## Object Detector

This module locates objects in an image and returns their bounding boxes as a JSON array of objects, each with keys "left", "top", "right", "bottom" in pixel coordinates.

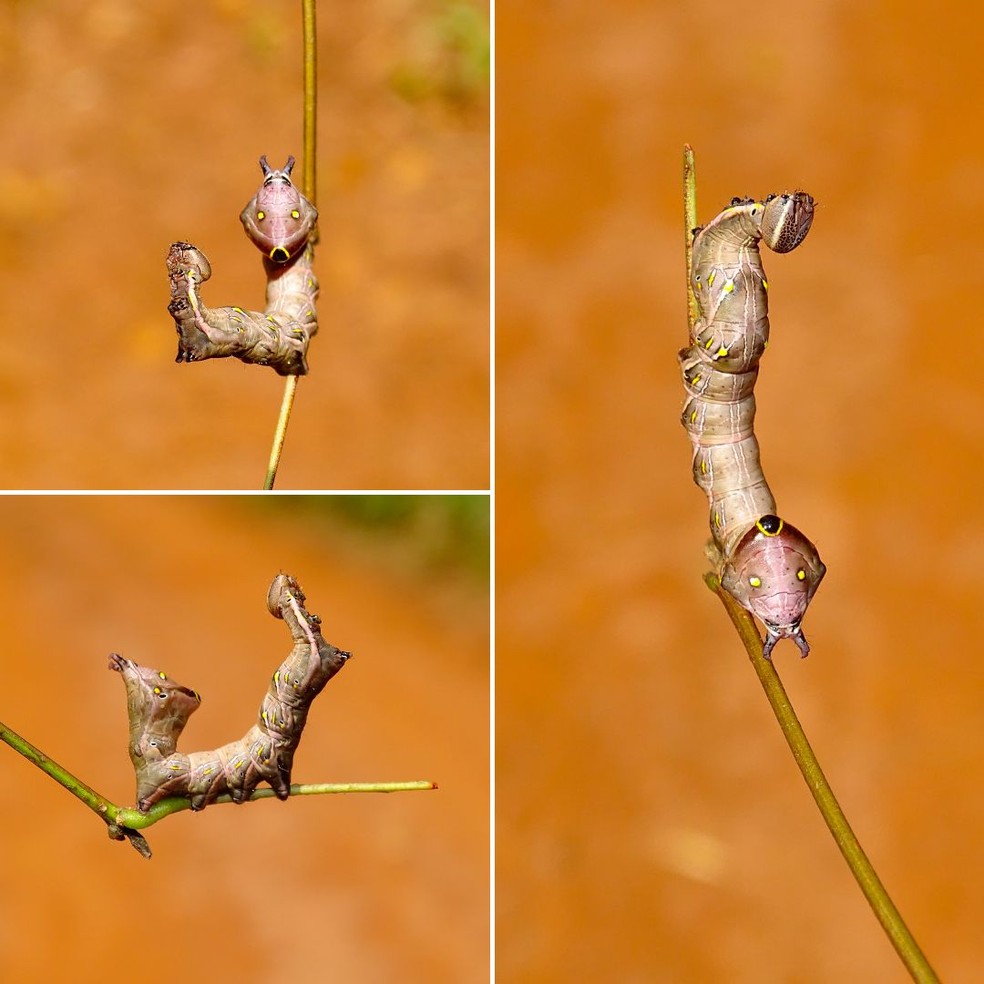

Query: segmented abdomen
[{"left": 680, "top": 194, "right": 825, "bottom": 657}]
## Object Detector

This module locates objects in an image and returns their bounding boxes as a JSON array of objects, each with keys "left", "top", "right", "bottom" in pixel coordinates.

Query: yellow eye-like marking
[
  {"left": 158, "top": 671, "right": 167, "bottom": 680},
  {"left": 756, "top": 516, "right": 784, "bottom": 536},
  {"left": 291, "top": 209, "right": 300, "bottom": 219},
  {"left": 723, "top": 278, "right": 735, "bottom": 294},
  {"left": 716, "top": 345, "right": 729, "bottom": 357},
  {"left": 257, "top": 210, "right": 265, "bottom": 220},
  {"left": 796, "top": 569, "right": 806, "bottom": 581},
  {"left": 749, "top": 576, "right": 762, "bottom": 588}
]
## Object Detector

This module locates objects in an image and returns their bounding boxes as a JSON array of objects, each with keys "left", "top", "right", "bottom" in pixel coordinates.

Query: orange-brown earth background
[
  {"left": 498, "top": 1, "right": 983, "bottom": 981},
  {"left": 0, "top": 1, "right": 489, "bottom": 490},
  {"left": 0, "top": 495, "right": 488, "bottom": 981}
]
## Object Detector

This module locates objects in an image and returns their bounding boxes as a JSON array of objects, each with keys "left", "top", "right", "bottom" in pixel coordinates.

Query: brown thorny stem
[
  {"left": 683, "top": 146, "right": 938, "bottom": 983},
  {"left": 0, "top": 574, "right": 435, "bottom": 859},
  {"left": 263, "top": 0, "right": 319, "bottom": 490}
]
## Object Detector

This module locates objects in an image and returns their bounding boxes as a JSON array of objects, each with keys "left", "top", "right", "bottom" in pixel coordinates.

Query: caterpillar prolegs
[
  {"left": 167, "top": 156, "right": 319, "bottom": 376},
  {"left": 680, "top": 193, "right": 826, "bottom": 658},
  {"left": 109, "top": 573, "right": 350, "bottom": 812}
]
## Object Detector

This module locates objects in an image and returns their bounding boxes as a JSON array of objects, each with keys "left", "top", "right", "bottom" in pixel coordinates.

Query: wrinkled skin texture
[
  {"left": 680, "top": 194, "right": 825, "bottom": 657},
  {"left": 168, "top": 157, "right": 319, "bottom": 376},
  {"left": 109, "top": 573, "right": 351, "bottom": 812}
]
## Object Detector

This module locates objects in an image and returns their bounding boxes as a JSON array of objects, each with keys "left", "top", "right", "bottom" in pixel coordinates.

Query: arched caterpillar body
[
  {"left": 167, "top": 156, "right": 319, "bottom": 377},
  {"left": 109, "top": 573, "right": 350, "bottom": 812},
  {"left": 680, "top": 193, "right": 826, "bottom": 658}
]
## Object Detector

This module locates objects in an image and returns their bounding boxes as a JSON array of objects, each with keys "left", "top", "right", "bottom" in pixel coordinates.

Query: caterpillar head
[
  {"left": 720, "top": 515, "right": 826, "bottom": 658},
  {"left": 760, "top": 192, "right": 814, "bottom": 253},
  {"left": 109, "top": 654, "right": 201, "bottom": 765},
  {"left": 240, "top": 155, "right": 318, "bottom": 264}
]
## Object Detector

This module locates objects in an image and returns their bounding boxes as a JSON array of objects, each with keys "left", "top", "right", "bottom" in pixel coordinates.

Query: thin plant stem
[
  {"left": 684, "top": 144, "right": 938, "bottom": 983},
  {"left": 264, "top": 374, "right": 299, "bottom": 489},
  {"left": 702, "top": 575, "right": 939, "bottom": 983},
  {"left": 264, "top": 0, "right": 318, "bottom": 490},
  {"left": 683, "top": 143, "right": 698, "bottom": 333},
  {"left": 0, "top": 716, "right": 435, "bottom": 859}
]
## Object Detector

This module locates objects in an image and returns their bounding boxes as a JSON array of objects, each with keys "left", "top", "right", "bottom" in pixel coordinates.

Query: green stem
[
  {"left": 263, "top": 0, "right": 318, "bottom": 490},
  {"left": 683, "top": 143, "right": 698, "bottom": 333},
  {"left": 0, "top": 718, "right": 436, "bottom": 860},
  {"left": 702, "top": 574, "right": 939, "bottom": 982},
  {"left": 116, "top": 780, "right": 437, "bottom": 829},
  {"left": 263, "top": 374, "right": 299, "bottom": 489}
]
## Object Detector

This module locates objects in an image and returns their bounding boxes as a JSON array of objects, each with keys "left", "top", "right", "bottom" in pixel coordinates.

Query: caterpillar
[
  {"left": 167, "top": 156, "right": 319, "bottom": 377},
  {"left": 109, "top": 573, "right": 351, "bottom": 812},
  {"left": 680, "top": 192, "right": 826, "bottom": 658}
]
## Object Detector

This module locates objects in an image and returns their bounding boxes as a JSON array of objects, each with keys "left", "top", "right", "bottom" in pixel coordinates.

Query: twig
[
  {"left": 263, "top": 0, "right": 319, "bottom": 490},
  {"left": 264, "top": 375, "right": 299, "bottom": 489},
  {"left": 683, "top": 143, "right": 698, "bottom": 333},
  {"left": 0, "top": 718, "right": 435, "bottom": 860},
  {"left": 702, "top": 574, "right": 939, "bottom": 982}
]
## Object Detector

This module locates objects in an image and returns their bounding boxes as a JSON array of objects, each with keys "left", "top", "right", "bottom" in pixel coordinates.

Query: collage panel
[
  {"left": 0, "top": 2, "right": 489, "bottom": 490},
  {"left": 496, "top": 1, "right": 976, "bottom": 982},
  {"left": 0, "top": 494, "right": 489, "bottom": 980}
]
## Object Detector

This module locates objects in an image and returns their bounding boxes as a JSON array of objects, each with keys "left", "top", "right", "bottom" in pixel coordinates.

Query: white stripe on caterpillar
[
  {"left": 109, "top": 573, "right": 350, "bottom": 812},
  {"left": 680, "top": 193, "right": 825, "bottom": 658},
  {"left": 168, "top": 157, "right": 319, "bottom": 376}
]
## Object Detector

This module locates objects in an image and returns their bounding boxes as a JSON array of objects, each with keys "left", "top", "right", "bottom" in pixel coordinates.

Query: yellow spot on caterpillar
[
  {"left": 704, "top": 337, "right": 714, "bottom": 350},
  {"left": 797, "top": 569, "right": 806, "bottom": 581},
  {"left": 233, "top": 307, "right": 245, "bottom": 314},
  {"left": 691, "top": 373, "right": 701, "bottom": 385},
  {"left": 153, "top": 687, "right": 161, "bottom": 695},
  {"left": 699, "top": 459, "right": 707, "bottom": 475},
  {"left": 749, "top": 576, "right": 762, "bottom": 588},
  {"left": 713, "top": 512, "right": 722, "bottom": 528},
  {"left": 716, "top": 346, "right": 729, "bottom": 357},
  {"left": 262, "top": 711, "right": 268, "bottom": 723},
  {"left": 158, "top": 672, "right": 166, "bottom": 680},
  {"left": 267, "top": 315, "right": 277, "bottom": 323},
  {"left": 204, "top": 766, "right": 213, "bottom": 775},
  {"left": 234, "top": 760, "right": 244, "bottom": 769},
  {"left": 291, "top": 209, "right": 300, "bottom": 219},
  {"left": 169, "top": 763, "right": 182, "bottom": 771},
  {"left": 689, "top": 409, "right": 697, "bottom": 424},
  {"left": 257, "top": 211, "right": 265, "bottom": 220},
  {"left": 707, "top": 271, "right": 716, "bottom": 287},
  {"left": 723, "top": 279, "right": 735, "bottom": 294},
  {"left": 762, "top": 279, "right": 769, "bottom": 290}
]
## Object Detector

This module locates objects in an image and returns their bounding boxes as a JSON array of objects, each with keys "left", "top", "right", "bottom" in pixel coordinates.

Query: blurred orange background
[
  {"left": 497, "top": 1, "right": 983, "bottom": 980},
  {"left": 0, "top": 1, "right": 489, "bottom": 489},
  {"left": 0, "top": 495, "right": 488, "bottom": 981}
]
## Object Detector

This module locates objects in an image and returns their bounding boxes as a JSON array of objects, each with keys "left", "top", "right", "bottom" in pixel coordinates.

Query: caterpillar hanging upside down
[
  {"left": 109, "top": 573, "right": 350, "bottom": 812},
  {"left": 167, "top": 156, "right": 319, "bottom": 376},
  {"left": 679, "top": 193, "right": 826, "bottom": 658}
]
